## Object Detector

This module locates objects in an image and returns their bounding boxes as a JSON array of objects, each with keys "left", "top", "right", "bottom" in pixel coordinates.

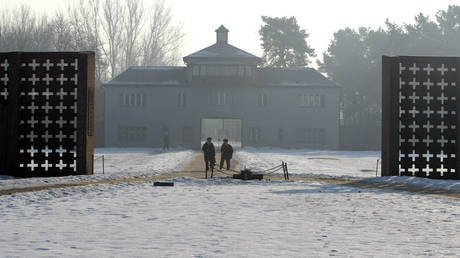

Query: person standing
[
  {"left": 219, "top": 139, "right": 233, "bottom": 170},
  {"left": 163, "top": 133, "right": 169, "bottom": 151},
  {"left": 202, "top": 137, "right": 216, "bottom": 178}
]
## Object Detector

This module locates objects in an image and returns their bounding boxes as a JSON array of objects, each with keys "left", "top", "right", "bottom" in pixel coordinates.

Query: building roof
[
  {"left": 105, "top": 66, "right": 186, "bottom": 86},
  {"left": 257, "top": 67, "right": 338, "bottom": 87},
  {"left": 183, "top": 43, "right": 260, "bottom": 64}
]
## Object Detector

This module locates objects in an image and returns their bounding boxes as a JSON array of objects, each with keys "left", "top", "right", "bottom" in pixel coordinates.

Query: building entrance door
[{"left": 201, "top": 118, "right": 242, "bottom": 149}]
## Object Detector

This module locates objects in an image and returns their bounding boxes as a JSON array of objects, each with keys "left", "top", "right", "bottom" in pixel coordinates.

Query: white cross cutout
[
  {"left": 42, "top": 131, "right": 52, "bottom": 142},
  {"left": 409, "top": 63, "right": 420, "bottom": 75},
  {"left": 27, "top": 160, "right": 38, "bottom": 171},
  {"left": 1, "top": 59, "right": 9, "bottom": 71},
  {"left": 399, "top": 78, "right": 406, "bottom": 89},
  {"left": 70, "top": 88, "right": 77, "bottom": 100},
  {"left": 57, "top": 59, "right": 68, "bottom": 71},
  {"left": 28, "top": 88, "right": 39, "bottom": 100},
  {"left": 437, "top": 92, "right": 447, "bottom": 105},
  {"left": 437, "top": 64, "right": 448, "bottom": 76},
  {"left": 28, "top": 59, "right": 40, "bottom": 71},
  {"left": 27, "top": 102, "right": 39, "bottom": 114},
  {"left": 69, "top": 160, "right": 76, "bottom": 172},
  {"left": 56, "top": 146, "right": 67, "bottom": 157},
  {"left": 56, "top": 102, "right": 67, "bottom": 114},
  {"left": 437, "top": 121, "right": 448, "bottom": 133},
  {"left": 69, "top": 131, "right": 77, "bottom": 142},
  {"left": 423, "top": 121, "right": 433, "bottom": 132},
  {"left": 423, "top": 64, "right": 434, "bottom": 75},
  {"left": 42, "top": 116, "right": 52, "bottom": 128},
  {"left": 408, "top": 106, "right": 419, "bottom": 118},
  {"left": 70, "top": 102, "right": 77, "bottom": 113},
  {"left": 1, "top": 74, "right": 8, "bottom": 86},
  {"left": 408, "top": 121, "right": 420, "bottom": 133},
  {"left": 423, "top": 93, "right": 434, "bottom": 105},
  {"left": 439, "top": 164, "right": 448, "bottom": 174},
  {"left": 422, "top": 164, "right": 433, "bottom": 174},
  {"left": 42, "top": 74, "right": 54, "bottom": 85},
  {"left": 57, "top": 74, "right": 68, "bottom": 85},
  {"left": 42, "top": 88, "right": 53, "bottom": 100},
  {"left": 437, "top": 78, "right": 448, "bottom": 90},
  {"left": 41, "top": 102, "right": 53, "bottom": 114},
  {"left": 437, "top": 106, "right": 448, "bottom": 119},
  {"left": 408, "top": 135, "right": 419, "bottom": 147},
  {"left": 408, "top": 92, "right": 420, "bottom": 104},
  {"left": 422, "top": 106, "right": 434, "bottom": 118},
  {"left": 56, "top": 116, "right": 67, "bottom": 128},
  {"left": 0, "top": 88, "right": 7, "bottom": 100},
  {"left": 437, "top": 150, "right": 447, "bottom": 162},
  {"left": 408, "top": 164, "right": 418, "bottom": 174},
  {"left": 41, "top": 160, "right": 52, "bottom": 171},
  {"left": 56, "top": 130, "right": 67, "bottom": 142},
  {"left": 27, "top": 146, "right": 38, "bottom": 157},
  {"left": 399, "top": 94, "right": 406, "bottom": 104},
  {"left": 57, "top": 88, "right": 68, "bottom": 100},
  {"left": 56, "top": 159, "right": 66, "bottom": 170},
  {"left": 42, "top": 59, "right": 54, "bottom": 71},
  {"left": 409, "top": 78, "right": 420, "bottom": 90},
  {"left": 70, "top": 74, "right": 78, "bottom": 85},
  {"left": 27, "top": 116, "right": 38, "bottom": 128},
  {"left": 399, "top": 121, "right": 406, "bottom": 131},
  {"left": 408, "top": 150, "right": 419, "bottom": 162},
  {"left": 70, "top": 58, "right": 78, "bottom": 71},
  {"left": 399, "top": 63, "right": 406, "bottom": 73},
  {"left": 436, "top": 135, "right": 448, "bottom": 148},
  {"left": 423, "top": 151, "right": 434, "bottom": 161},
  {"left": 42, "top": 146, "right": 52, "bottom": 157},
  {"left": 70, "top": 117, "right": 77, "bottom": 128},
  {"left": 28, "top": 74, "right": 40, "bottom": 86},
  {"left": 423, "top": 78, "right": 434, "bottom": 90},
  {"left": 26, "top": 131, "right": 38, "bottom": 142},
  {"left": 422, "top": 135, "right": 433, "bottom": 147}
]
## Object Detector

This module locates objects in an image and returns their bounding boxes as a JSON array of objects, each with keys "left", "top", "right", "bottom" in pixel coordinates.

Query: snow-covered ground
[
  {"left": 0, "top": 148, "right": 194, "bottom": 190},
  {"left": 1, "top": 178, "right": 459, "bottom": 257},
  {"left": 236, "top": 147, "right": 380, "bottom": 178}
]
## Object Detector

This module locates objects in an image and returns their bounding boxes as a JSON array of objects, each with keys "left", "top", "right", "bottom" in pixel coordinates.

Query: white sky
[{"left": 1, "top": 0, "right": 459, "bottom": 65}]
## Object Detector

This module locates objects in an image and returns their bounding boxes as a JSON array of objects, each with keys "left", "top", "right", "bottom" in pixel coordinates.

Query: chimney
[{"left": 216, "top": 25, "right": 229, "bottom": 44}]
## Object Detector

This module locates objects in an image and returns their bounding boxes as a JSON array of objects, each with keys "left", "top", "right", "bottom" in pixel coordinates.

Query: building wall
[{"left": 104, "top": 84, "right": 340, "bottom": 149}]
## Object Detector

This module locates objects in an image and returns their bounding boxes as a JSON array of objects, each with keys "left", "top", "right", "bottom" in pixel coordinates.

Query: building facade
[{"left": 104, "top": 26, "right": 341, "bottom": 149}]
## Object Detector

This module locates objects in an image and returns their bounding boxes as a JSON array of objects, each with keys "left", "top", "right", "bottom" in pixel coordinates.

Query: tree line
[
  {"left": 0, "top": 0, "right": 184, "bottom": 82},
  {"left": 259, "top": 5, "right": 460, "bottom": 149}
]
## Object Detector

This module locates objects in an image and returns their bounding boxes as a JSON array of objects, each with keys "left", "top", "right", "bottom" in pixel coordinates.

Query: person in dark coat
[
  {"left": 219, "top": 139, "right": 233, "bottom": 170},
  {"left": 202, "top": 137, "right": 216, "bottom": 178}
]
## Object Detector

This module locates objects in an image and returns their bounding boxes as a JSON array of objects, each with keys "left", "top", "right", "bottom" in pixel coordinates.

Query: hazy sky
[{"left": 1, "top": 0, "right": 459, "bottom": 65}]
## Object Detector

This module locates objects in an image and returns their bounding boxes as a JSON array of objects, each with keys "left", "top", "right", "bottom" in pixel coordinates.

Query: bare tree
[
  {"left": 122, "top": 0, "right": 145, "bottom": 69},
  {"left": 101, "top": 0, "right": 125, "bottom": 79}
]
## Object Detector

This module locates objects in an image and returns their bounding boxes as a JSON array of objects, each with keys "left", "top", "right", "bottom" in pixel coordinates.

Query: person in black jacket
[
  {"left": 202, "top": 137, "right": 216, "bottom": 178},
  {"left": 219, "top": 139, "right": 233, "bottom": 170}
]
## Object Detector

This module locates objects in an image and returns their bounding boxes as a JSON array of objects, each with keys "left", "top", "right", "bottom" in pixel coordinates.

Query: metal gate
[
  {"left": 201, "top": 118, "right": 242, "bottom": 149},
  {"left": 382, "top": 56, "right": 459, "bottom": 179},
  {"left": 0, "top": 52, "right": 94, "bottom": 177}
]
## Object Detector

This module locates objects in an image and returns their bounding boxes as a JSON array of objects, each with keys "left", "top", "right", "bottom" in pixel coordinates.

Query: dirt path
[{"left": 0, "top": 155, "right": 459, "bottom": 199}]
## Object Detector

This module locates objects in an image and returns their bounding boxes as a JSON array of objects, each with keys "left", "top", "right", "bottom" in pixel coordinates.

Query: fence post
[
  {"left": 102, "top": 155, "right": 105, "bottom": 175},
  {"left": 285, "top": 162, "right": 289, "bottom": 180}
]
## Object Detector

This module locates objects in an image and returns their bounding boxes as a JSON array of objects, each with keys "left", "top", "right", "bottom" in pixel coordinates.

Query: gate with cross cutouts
[
  {"left": 382, "top": 56, "right": 460, "bottom": 179},
  {"left": 0, "top": 52, "right": 94, "bottom": 177}
]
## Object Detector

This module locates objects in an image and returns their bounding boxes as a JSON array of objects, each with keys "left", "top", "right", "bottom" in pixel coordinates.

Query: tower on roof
[{"left": 216, "top": 25, "right": 229, "bottom": 44}]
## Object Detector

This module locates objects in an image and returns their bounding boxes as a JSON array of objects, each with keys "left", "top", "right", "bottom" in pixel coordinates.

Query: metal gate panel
[
  {"left": 0, "top": 52, "right": 94, "bottom": 177},
  {"left": 382, "top": 56, "right": 460, "bottom": 179}
]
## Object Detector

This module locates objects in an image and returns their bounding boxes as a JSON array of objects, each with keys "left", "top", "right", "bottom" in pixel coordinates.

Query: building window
[
  {"left": 298, "top": 94, "right": 325, "bottom": 107},
  {"left": 217, "top": 92, "right": 227, "bottom": 105},
  {"left": 118, "top": 126, "right": 147, "bottom": 142},
  {"left": 249, "top": 127, "right": 261, "bottom": 144},
  {"left": 258, "top": 93, "right": 268, "bottom": 106},
  {"left": 200, "top": 65, "right": 206, "bottom": 76},
  {"left": 178, "top": 92, "right": 186, "bottom": 107},
  {"left": 297, "top": 128, "right": 326, "bottom": 145},
  {"left": 245, "top": 65, "right": 252, "bottom": 76},
  {"left": 120, "top": 92, "right": 145, "bottom": 107},
  {"left": 193, "top": 65, "right": 199, "bottom": 76}
]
